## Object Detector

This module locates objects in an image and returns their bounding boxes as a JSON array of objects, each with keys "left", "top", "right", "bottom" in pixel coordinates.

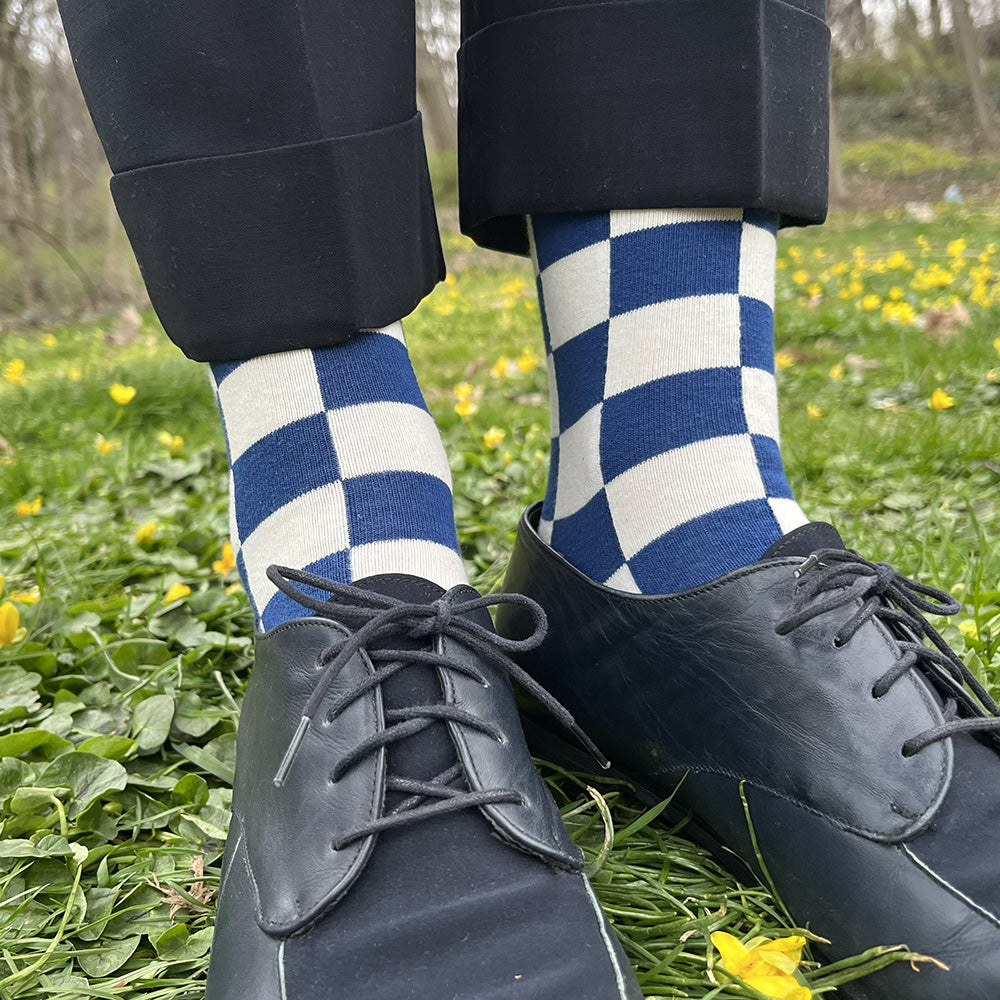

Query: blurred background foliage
[{"left": 1, "top": 0, "right": 1000, "bottom": 326}]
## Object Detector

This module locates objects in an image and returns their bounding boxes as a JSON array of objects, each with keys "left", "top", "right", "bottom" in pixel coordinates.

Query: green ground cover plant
[{"left": 0, "top": 203, "right": 997, "bottom": 998}]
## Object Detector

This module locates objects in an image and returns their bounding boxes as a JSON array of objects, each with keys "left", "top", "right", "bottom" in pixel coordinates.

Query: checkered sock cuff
[
  {"left": 530, "top": 208, "right": 807, "bottom": 594},
  {"left": 210, "top": 324, "right": 465, "bottom": 628}
]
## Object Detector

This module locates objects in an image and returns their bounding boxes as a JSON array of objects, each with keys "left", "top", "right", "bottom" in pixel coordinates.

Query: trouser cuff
[
  {"left": 458, "top": 0, "right": 830, "bottom": 256},
  {"left": 110, "top": 113, "right": 444, "bottom": 361}
]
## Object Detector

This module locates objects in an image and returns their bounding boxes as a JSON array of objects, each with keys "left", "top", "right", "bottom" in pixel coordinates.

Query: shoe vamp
[
  {"left": 282, "top": 809, "right": 634, "bottom": 1000},
  {"left": 904, "top": 731, "right": 1000, "bottom": 928},
  {"left": 511, "top": 559, "right": 951, "bottom": 840},
  {"left": 678, "top": 770, "right": 1000, "bottom": 1000}
]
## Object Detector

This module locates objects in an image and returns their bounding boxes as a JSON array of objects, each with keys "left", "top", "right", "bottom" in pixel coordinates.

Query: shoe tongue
[
  {"left": 352, "top": 573, "right": 447, "bottom": 604},
  {"left": 759, "top": 522, "right": 846, "bottom": 560},
  {"left": 349, "top": 573, "right": 471, "bottom": 808}
]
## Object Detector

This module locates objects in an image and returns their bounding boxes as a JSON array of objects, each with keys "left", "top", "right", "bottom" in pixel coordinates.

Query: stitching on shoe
[
  {"left": 903, "top": 844, "right": 1000, "bottom": 930},
  {"left": 438, "top": 634, "right": 579, "bottom": 870},
  {"left": 582, "top": 875, "right": 630, "bottom": 1000},
  {"left": 663, "top": 763, "right": 937, "bottom": 842}
]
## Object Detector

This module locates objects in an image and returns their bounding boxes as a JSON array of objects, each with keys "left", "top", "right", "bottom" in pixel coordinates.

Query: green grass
[{"left": 0, "top": 203, "right": 998, "bottom": 998}]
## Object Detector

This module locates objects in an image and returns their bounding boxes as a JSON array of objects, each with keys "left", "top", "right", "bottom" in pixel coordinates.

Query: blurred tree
[
  {"left": 416, "top": 0, "right": 458, "bottom": 151},
  {"left": 951, "top": 0, "right": 1000, "bottom": 143}
]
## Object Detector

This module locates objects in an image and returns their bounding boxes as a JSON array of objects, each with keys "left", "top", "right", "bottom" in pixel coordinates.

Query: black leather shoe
[
  {"left": 206, "top": 566, "right": 640, "bottom": 1000},
  {"left": 496, "top": 504, "right": 1000, "bottom": 1000}
]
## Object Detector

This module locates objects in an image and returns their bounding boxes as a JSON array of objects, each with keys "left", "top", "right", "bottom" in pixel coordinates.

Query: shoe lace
[
  {"left": 265, "top": 566, "right": 608, "bottom": 849},
  {"left": 774, "top": 549, "right": 1000, "bottom": 758}
]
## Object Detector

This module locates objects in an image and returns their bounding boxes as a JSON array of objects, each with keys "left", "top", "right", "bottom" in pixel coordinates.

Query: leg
[
  {"left": 56, "top": 3, "right": 642, "bottom": 997},
  {"left": 459, "top": 3, "right": 1000, "bottom": 996}
]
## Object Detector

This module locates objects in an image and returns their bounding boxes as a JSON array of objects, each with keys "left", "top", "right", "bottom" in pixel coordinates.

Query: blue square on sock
[
  {"left": 551, "top": 321, "right": 609, "bottom": 432},
  {"left": 609, "top": 221, "right": 742, "bottom": 315},
  {"left": 549, "top": 490, "right": 628, "bottom": 584},
  {"left": 231, "top": 413, "right": 340, "bottom": 539},
  {"left": 313, "top": 335, "right": 427, "bottom": 412},
  {"left": 342, "top": 471, "right": 458, "bottom": 549},
  {"left": 751, "top": 434, "right": 794, "bottom": 498},
  {"left": 532, "top": 212, "right": 611, "bottom": 272},
  {"left": 540, "top": 436, "right": 559, "bottom": 525},
  {"left": 259, "top": 549, "right": 351, "bottom": 630},
  {"left": 627, "top": 500, "right": 781, "bottom": 593},
  {"left": 600, "top": 369, "right": 747, "bottom": 481},
  {"left": 742, "top": 209, "right": 778, "bottom": 235},
  {"left": 210, "top": 359, "right": 245, "bottom": 386},
  {"left": 739, "top": 298, "right": 776, "bottom": 371}
]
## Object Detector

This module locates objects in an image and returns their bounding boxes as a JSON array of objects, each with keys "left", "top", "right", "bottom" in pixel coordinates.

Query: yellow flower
[
  {"left": 109, "top": 383, "right": 136, "bottom": 405},
  {"left": 4, "top": 359, "right": 26, "bottom": 387},
  {"left": 213, "top": 541, "right": 237, "bottom": 575},
  {"left": 67, "top": 367, "right": 82, "bottom": 381},
  {"left": 711, "top": 932, "right": 812, "bottom": 1000},
  {"left": 829, "top": 363, "right": 845, "bottom": 380},
  {"left": 432, "top": 300, "right": 456, "bottom": 316},
  {"left": 792, "top": 270, "right": 809, "bottom": 286},
  {"left": 947, "top": 238, "right": 967, "bottom": 259},
  {"left": 444, "top": 272, "right": 457, "bottom": 286},
  {"left": 9, "top": 586, "right": 39, "bottom": 604},
  {"left": 806, "top": 402, "right": 822, "bottom": 420},
  {"left": 483, "top": 427, "right": 506, "bottom": 449},
  {"left": 928, "top": 388, "right": 955, "bottom": 410},
  {"left": 882, "top": 301, "right": 917, "bottom": 325},
  {"left": 959, "top": 620, "right": 979, "bottom": 641},
  {"left": 775, "top": 350, "right": 795, "bottom": 370},
  {"left": 454, "top": 398, "right": 478, "bottom": 418},
  {"left": 163, "top": 583, "right": 191, "bottom": 603},
  {"left": 157, "top": 430, "right": 184, "bottom": 455},
  {"left": 806, "top": 283, "right": 823, "bottom": 298},
  {"left": 889, "top": 287, "right": 904, "bottom": 301},
  {"left": 93, "top": 434, "right": 121, "bottom": 456},
  {"left": 916, "top": 234, "right": 930, "bottom": 251},
  {"left": 861, "top": 294, "right": 881, "bottom": 312},
  {"left": 43, "top": 333, "right": 57, "bottom": 347},
  {"left": 830, "top": 261, "right": 849, "bottom": 276},
  {"left": 0, "top": 602, "right": 26, "bottom": 647},
  {"left": 15, "top": 495, "right": 42, "bottom": 518},
  {"left": 787, "top": 246, "right": 802, "bottom": 261},
  {"left": 988, "top": 368, "right": 998, "bottom": 384},
  {"left": 812, "top": 247, "right": 826, "bottom": 260},
  {"left": 516, "top": 348, "right": 540, "bottom": 374},
  {"left": 847, "top": 280, "right": 864, "bottom": 297},
  {"left": 993, "top": 337, "right": 1000, "bottom": 359},
  {"left": 453, "top": 382, "right": 473, "bottom": 400},
  {"left": 499, "top": 279, "right": 528, "bottom": 297},
  {"left": 490, "top": 356, "right": 510, "bottom": 379},
  {"left": 135, "top": 522, "right": 156, "bottom": 546},
  {"left": 886, "top": 251, "right": 910, "bottom": 270}
]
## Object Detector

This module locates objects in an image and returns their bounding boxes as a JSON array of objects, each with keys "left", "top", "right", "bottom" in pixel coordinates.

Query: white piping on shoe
[
  {"left": 277, "top": 940, "right": 288, "bottom": 1000},
  {"left": 903, "top": 844, "right": 1000, "bottom": 930},
  {"left": 582, "top": 876, "right": 630, "bottom": 1000}
]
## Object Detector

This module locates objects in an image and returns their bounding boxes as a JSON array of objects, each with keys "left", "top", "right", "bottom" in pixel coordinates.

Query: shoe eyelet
[
  {"left": 495, "top": 732, "right": 508, "bottom": 746},
  {"left": 832, "top": 636, "right": 845, "bottom": 649},
  {"left": 480, "top": 678, "right": 491, "bottom": 689},
  {"left": 519, "top": 796, "right": 529, "bottom": 808}
]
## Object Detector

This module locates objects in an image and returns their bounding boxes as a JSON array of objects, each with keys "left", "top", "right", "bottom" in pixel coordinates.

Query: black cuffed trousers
[{"left": 57, "top": 0, "right": 830, "bottom": 362}]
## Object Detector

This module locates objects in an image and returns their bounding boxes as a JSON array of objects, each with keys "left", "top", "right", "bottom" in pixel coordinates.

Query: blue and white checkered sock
[
  {"left": 529, "top": 208, "right": 808, "bottom": 594},
  {"left": 209, "top": 323, "right": 466, "bottom": 629}
]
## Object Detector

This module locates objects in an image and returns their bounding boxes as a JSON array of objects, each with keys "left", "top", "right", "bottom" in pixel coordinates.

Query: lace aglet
[
  {"left": 273, "top": 716, "right": 311, "bottom": 787},
  {"left": 794, "top": 553, "right": 821, "bottom": 578},
  {"left": 576, "top": 729, "right": 611, "bottom": 771}
]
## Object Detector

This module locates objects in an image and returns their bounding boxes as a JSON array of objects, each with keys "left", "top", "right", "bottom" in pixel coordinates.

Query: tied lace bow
[
  {"left": 265, "top": 566, "right": 608, "bottom": 849},
  {"left": 775, "top": 549, "right": 1000, "bottom": 757}
]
